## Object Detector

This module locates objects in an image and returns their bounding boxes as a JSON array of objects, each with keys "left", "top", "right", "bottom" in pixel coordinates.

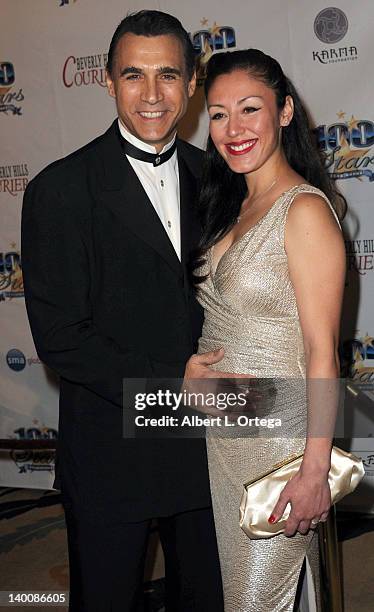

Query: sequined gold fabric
[{"left": 197, "top": 185, "right": 336, "bottom": 611}]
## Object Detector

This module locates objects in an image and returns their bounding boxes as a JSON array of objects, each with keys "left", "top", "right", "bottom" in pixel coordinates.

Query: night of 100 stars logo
[
  {"left": 314, "top": 111, "right": 374, "bottom": 181},
  {"left": 0, "top": 244, "right": 23, "bottom": 301},
  {"left": 0, "top": 62, "right": 24, "bottom": 115},
  {"left": 11, "top": 418, "right": 57, "bottom": 475},
  {"left": 342, "top": 332, "right": 374, "bottom": 384},
  {"left": 190, "top": 18, "right": 236, "bottom": 86}
]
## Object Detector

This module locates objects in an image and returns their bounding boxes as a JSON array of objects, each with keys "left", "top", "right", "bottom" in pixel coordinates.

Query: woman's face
[{"left": 207, "top": 69, "right": 292, "bottom": 175}]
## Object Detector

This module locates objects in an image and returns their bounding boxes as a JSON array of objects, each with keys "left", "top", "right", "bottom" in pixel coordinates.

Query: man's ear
[
  {"left": 280, "top": 95, "right": 294, "bottom": 127},
  {"left": 106, "top": 70, "right": 116, "bottom": 99},
  {"left": 188, "top": 71, "right": 197, "bottom": 98}
]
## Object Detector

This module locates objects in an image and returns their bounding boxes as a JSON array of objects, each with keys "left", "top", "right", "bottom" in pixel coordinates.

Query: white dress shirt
[{"left": 118, "top": 119, "right": 181, "bottom": 260}]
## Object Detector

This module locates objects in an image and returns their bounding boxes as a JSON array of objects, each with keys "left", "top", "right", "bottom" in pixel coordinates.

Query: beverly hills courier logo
[
  {"left": 62, "top": 52, "right": 108, "bottom": 88},
  {"left": 345, "top": 238, "right": 374, "bottom": 279},
  {"left": 312, "top": 8, "right": 357, "bottom": 65},
  {"left": 0, "top": 163, "right": 29, "bottom": 196}
]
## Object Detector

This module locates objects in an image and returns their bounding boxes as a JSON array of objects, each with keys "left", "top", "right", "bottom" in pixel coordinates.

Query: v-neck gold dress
[{"left": 196, "top": 185, "right": 338, "bottom": 611}]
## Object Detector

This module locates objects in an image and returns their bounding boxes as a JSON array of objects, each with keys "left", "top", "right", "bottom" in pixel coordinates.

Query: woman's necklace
[{"left": 237, "top": 176, "right": 279, "bottom": 223}]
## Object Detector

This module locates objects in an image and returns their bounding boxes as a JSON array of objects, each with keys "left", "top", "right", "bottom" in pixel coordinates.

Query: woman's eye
[
  {"left": 243, "top": 106, "right": 259, "bottom": 114},
  {"left": 210, "top": 112, "right": 225, "bottom": 120}
]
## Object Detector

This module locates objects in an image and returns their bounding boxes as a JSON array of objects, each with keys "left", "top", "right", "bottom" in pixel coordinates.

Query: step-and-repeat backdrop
[{"left": 1, "top": 0, "right": 373, "bottom": 510}]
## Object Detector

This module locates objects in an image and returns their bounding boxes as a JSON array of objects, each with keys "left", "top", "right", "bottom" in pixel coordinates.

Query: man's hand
[
  {"left": 184, "top": 348, "right": 251, "bottom": 380},
  {"left": 183, "top": 348, "right": 256, "bottom": 420}
]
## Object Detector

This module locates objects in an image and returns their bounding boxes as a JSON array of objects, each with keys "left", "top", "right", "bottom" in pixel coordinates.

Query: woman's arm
[{"left": 269, "top": 192, "right": 346, "bottom": 536}]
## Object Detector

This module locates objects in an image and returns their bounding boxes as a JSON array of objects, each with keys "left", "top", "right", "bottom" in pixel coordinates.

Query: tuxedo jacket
[{"left": 21, "top": 121, "right": 211, "bottom": 523}]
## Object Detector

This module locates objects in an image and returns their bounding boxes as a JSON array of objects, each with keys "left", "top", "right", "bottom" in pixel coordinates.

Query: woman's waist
[{"left": 198, "top": 326, "right": 305, "bottom": 377}]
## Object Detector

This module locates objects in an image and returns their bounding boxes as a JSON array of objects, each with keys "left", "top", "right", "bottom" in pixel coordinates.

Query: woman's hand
[{"left": 268, "top": 464, "right": 331, "bottom": 536}]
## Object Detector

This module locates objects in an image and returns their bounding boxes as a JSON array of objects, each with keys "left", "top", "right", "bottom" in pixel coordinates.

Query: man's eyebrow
[
  {"left": 119, "top": 66, "right": 182, "bottom": 78},
  {"left": 157, "top": 66, "right": 182, "bottom": 76},
  {"left": 119, "top": 66, "right": 143, "bottom": 77}
]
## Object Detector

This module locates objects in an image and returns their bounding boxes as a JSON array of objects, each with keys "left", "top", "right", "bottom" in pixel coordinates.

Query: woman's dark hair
[
  {"left": 106, "top": 10, "right": 195, "bottom": 80},
  {"left": 194, "top": 49, "right": 346, "bottom": 279}
]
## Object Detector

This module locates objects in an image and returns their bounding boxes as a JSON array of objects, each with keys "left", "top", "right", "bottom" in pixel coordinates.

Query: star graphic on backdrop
[
  {"left": 32, "top": 418, "right": 39, "bottom": 425},
  {"left": 348, "top": 115, "right": 360, "bottom": 130},
  {"left": 337, "top": 110, "right": 346, "bottom": 120},
  {"left": 361, "top": 333, "right": 374, "bottom": 349},
  {"left": 210, "top": 22, "right": 222, "bottom": 37},
  {"left": 353, "top": 347, "right": 363, "bottom": 365},
  {"left": 10, "top": 242, "right": 17, "bottom": 249},
  {"left": 200, "top": 17, "right": 209, "bottom": 27}
]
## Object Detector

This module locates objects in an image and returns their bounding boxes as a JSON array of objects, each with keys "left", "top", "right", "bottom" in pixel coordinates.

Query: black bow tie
[{"left": 117, "top": 125, "right": 177, "bottom": 166}]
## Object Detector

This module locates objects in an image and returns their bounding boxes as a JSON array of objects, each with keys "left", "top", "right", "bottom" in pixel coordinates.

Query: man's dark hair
[{"left": 106, "top": 10, "right": 195, "bottom": 80}]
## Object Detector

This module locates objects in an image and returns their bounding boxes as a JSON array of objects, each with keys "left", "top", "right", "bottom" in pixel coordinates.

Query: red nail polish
[{"left": 268, "top": 515, "right": 276, "bottom": 524}]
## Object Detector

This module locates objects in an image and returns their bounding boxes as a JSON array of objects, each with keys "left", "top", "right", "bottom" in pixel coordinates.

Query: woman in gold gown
[{"left": 184, "top": 50, "right": 346, "bottom": 610}]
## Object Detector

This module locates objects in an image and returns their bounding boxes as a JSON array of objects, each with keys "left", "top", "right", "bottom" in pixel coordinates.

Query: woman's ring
[{"left": 311, "top": 519, "right": 319, "bottom": 525}]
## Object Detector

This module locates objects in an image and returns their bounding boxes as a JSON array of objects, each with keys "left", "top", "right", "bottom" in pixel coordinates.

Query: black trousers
[{"left": 64, "top": 506, "right": 224, "bottom": 612}]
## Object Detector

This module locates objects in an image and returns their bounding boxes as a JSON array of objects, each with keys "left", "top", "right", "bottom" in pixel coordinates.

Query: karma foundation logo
[
  {"left": 312, "top": 8, "right": 358, "bottom": 64},
  {"left": 314, "top": 7, "right": 348, "bottom": 43}
]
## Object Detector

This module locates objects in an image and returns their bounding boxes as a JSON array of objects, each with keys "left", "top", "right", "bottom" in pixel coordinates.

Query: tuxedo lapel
[
  {"left": 178, "top": 143, "right": 202, "bottom": 268},
  {"left": 98, "top": 122, "right": 182, "bottom": 278}
]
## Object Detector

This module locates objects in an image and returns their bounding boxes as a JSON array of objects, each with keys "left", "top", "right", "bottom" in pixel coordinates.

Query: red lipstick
[{"left": 225, "top": 139, "right": 257, "bottom": 156}]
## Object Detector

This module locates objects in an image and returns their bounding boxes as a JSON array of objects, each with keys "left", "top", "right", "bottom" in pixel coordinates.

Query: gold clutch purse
[{"left": 239, "top": 446, "right": 365, "bottom": 539}]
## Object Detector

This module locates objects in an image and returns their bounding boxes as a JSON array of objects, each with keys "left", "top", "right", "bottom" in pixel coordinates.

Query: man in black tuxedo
[{"left": 22, "top": 10, "right": 224, "bottom": 612}]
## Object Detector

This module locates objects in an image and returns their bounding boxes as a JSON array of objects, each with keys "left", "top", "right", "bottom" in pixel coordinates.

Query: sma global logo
[{"left": 6, "top": 349, "right": 26, "bottom": 372}]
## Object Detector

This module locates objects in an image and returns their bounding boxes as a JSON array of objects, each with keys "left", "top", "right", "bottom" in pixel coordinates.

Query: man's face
[{"left": 107, "top": 33, "right": 196, "bottom": 152}]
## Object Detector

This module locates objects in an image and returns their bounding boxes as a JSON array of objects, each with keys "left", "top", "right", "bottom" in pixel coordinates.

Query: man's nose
[{"left": 141, "top": 77, "right": 163, "bottom": 105}]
